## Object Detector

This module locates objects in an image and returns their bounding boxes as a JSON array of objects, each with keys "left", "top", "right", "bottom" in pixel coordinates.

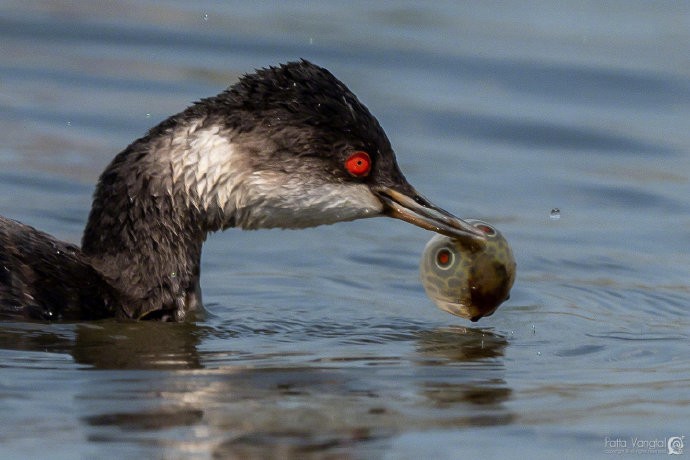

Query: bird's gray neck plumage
[
  {"left": 81, "top": 114, "right": 242, "bottom": 319},
  {"left": 81, "top": 108, "right": 382, "bottom": 319}
]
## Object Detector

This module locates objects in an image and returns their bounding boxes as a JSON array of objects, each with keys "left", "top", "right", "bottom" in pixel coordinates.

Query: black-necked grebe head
[{"left": 175, "top": 60, "right": 486, "bottom": 244}]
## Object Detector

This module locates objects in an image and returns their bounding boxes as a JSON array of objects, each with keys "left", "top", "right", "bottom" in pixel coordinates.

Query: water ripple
[{"left": 415, "top": 110, "right": 674, "bottom": 154}]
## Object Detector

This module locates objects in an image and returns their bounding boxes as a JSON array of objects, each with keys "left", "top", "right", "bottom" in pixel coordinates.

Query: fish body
[{"left": 420, "top": 219, "right": 516, "bottom": 321}]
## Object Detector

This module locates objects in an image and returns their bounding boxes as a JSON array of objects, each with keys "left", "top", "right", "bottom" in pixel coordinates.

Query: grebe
[{"left": 0, "top": 60, "right": 485, "bottom": 321}]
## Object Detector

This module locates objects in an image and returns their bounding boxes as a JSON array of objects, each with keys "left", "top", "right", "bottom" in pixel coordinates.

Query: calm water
[{"left": 1, "top": 2, "right": 689, "bottom": 458}]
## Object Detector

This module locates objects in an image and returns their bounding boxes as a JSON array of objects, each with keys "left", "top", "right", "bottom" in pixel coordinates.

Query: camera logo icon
[{"left": 668, "top": 436, "right": 684, "bottom": 455}]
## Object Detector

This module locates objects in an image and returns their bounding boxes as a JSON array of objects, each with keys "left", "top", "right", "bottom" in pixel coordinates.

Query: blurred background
[{"left": 0, "top": 2, "right": 689, "bottom": 458}]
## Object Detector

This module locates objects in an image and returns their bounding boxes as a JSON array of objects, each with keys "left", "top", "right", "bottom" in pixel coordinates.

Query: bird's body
[
  {"left": 0, "top": 60, "right": 485, "bottom": 321},
  {"left": 0, "top": 215, "right": 120, "bottom": 319}
]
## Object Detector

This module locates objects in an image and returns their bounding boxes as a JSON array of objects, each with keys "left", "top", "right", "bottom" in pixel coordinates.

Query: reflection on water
[
  {"left": 415, "top": 327, "right": 512, "bottom": 427},
  {"left": 1, "top": 0, "right": 690, "bottom": 458},
  {"left": 72, "top": 322, "right": 203, "bottom": 370},
  {"left": 0, "top": 320, "right": 203, "bottom": 369},
  {"left": 416, "top": 326, "right": 507, "bottom": 362},
  {"left": 1, "top": 320, "right": 511, "bottom": 457}
]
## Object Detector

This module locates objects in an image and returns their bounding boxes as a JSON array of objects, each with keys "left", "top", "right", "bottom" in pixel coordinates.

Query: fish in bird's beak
[{"left": 373, "top": 186, "right": 487, "bottom": 247}]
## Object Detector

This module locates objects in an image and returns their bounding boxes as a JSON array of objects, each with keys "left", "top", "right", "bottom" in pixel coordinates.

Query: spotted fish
[{"left": 420, "top": 219, "right": 516, "bottom": 321}]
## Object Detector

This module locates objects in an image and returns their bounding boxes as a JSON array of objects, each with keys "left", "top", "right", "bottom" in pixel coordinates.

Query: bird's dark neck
[{"left": 81, "top": 112, "right": 232, "bottom": 320}]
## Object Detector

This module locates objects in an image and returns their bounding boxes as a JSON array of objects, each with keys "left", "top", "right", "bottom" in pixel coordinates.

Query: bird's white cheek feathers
[
  {"left": 168, "top": 129, "right": 383, "bottom": 230},
  {"left": 236, "top": 175, "right": 384, "bottom": 229},
  {"left": 170, "top": 127, "right": 246, "bottom": 215}
]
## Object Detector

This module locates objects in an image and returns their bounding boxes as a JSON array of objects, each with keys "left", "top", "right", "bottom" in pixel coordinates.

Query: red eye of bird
[{"left": 345, "top": 151, "right": 371, "bottom": 177}]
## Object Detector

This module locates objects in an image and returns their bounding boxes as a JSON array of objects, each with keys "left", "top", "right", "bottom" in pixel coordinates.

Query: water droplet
[
  {"left": 145, "top": 113, "right": 151, "bottom": 118},
  {"left": 537, "top": 351, "right": 542, "bottom": 356},
  {"left": 66, "top": 121, "right": 71, "bottom": 127},
  {"left": 309, "top": 37, "right": 314, "bottom": 45},
  {"left": 549, "top": 208, "right": 561, "bottom": 221},
  {"left": 532, "top": 324, "right": 536, "bottom": 334},
  {"left": 202, "top": 13, "right": 208, "bottom": 21}
]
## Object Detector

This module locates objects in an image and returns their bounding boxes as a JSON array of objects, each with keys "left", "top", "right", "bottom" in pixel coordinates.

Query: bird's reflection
[
  {"left": 71, "top": 321, "right": 204, "bottom": 370},
  {"left": 0, "top": 318, "right": 205, "bottom": 369},
  {"left": 0, "top": 319, "right": 514, "bottom": 457}
]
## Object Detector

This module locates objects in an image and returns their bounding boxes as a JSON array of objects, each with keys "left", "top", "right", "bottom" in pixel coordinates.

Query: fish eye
[
  {"left": 434, "top": 247, "right": 454, "bottom": 270},
  {"left": 474, "top": 223, "right": 496, "bottom": 237}
]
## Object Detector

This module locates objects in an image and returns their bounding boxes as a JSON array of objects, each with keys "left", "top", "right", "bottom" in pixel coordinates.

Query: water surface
[{"left": 1, "top": 2, "right": 689, "bottom": 458}]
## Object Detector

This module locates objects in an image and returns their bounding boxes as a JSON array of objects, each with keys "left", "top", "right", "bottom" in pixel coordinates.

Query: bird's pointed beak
[{"left": 374, "top": 186, "right": 487, "bottom": 247}]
